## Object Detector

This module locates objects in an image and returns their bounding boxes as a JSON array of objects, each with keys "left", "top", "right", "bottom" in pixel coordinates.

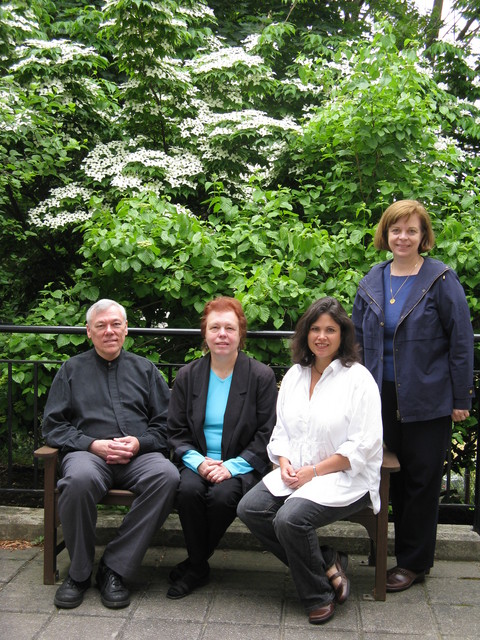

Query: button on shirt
[{"left": 263, "top": 360, "right": 383, "bottom": 513}]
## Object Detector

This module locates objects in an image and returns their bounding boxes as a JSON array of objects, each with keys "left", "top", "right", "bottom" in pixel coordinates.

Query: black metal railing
[{"left": 1, "top": 325, "right": 479, "bottom": 535}]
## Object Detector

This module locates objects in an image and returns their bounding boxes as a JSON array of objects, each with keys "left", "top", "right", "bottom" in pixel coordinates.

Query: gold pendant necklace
[
  {"left": 389, "top": 259, "right": 420, "bottom": 304},
  {"left": 314, "top": 363, "right": 325, "bottom": 376}
]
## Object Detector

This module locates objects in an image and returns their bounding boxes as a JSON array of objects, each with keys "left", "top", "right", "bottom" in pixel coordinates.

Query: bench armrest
[
  {"left": 382, "top": 447, "right": 400, "bottom": 473},
  {"left": 34, "top": 445, "right": 59, "bottom": 459},
  {"left": 34, "top": 446, "right": 59, "bottom": 495}
]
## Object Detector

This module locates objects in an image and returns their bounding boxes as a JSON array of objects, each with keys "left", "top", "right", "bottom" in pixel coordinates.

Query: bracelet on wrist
[{"left": 312, "top": 464, "right": 317, "bottom": 477}]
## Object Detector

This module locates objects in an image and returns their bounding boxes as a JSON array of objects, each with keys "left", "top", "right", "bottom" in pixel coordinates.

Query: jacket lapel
[
  {"left": 191, "top": 354, "right": 211, "bottom": 452},
  {"left": 221, "top": 352, "right": 249, "bottom": 456}
]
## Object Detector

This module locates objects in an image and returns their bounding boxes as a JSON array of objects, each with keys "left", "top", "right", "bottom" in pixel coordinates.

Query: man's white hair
[{"left": 86, "top": 299, "right": 127, "bottom": 325}]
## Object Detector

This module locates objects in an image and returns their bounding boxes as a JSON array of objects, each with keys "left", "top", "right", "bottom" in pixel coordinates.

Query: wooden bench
[{"left": 34, "top": 445, "right": 399, "bottom": 601}]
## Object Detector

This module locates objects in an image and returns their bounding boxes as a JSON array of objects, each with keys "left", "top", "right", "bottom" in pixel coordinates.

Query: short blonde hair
[{"left": 374, "top": 200, "right": 435, "bottom": 253}]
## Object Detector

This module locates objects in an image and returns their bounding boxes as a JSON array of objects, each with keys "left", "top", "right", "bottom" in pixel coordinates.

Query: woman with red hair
[{"left": 167, "top": 297, "right": 278, "bottom": 598}]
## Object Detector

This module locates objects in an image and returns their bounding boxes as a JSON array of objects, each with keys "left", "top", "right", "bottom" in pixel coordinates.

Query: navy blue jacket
[{"left": 352, "top": 257, "right": 474, "bottom": 423}]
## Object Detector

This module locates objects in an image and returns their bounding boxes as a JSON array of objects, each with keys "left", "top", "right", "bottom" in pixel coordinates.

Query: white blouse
[{"left": 263, "top": 359, "right": 383, "bottom": 513}]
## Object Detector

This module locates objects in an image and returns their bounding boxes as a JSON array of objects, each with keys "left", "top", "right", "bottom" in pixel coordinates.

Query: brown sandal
[{"left": 327, "top": 552, "right": 350, "bottom": 604}]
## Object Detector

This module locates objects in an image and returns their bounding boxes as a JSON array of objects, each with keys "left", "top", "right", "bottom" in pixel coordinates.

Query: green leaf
[{"left": 12, "top": 371, "right": 26, "bottom": 384}]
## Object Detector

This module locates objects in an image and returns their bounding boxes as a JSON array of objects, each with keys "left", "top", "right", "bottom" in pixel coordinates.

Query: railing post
[
  {"left": 474, "top": 395, "right": 480, "bottom": 534},
  {"left": 6, "top": 362, "right": 13, "bottom": 485}
]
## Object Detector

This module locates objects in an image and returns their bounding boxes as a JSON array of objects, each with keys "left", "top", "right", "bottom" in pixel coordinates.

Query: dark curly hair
[{"left": 291, "top": 297, "right": 360, "bottom": 368}]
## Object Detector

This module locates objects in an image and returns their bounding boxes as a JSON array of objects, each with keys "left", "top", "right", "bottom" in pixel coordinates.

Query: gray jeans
[{"left": 237, "top": 481, "right": 369, "bottom": 612}]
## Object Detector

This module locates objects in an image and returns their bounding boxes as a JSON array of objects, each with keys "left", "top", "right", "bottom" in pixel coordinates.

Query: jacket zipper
[{"left": 391, "top": 267, "right": 449, "bottom": 420}]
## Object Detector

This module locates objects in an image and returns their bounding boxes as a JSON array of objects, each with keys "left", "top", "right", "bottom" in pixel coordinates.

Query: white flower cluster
[
  {"left": 457, "top": 98, "right": 480, "bottom": 119},
  {"left": 320, "top": 51, "right": 353, "bottom": 78},
  {"left": 28, "top": 183, "right": 94, "bottom": 228},
  {"left": 170, "top": 17, "right": 188, "bottom": 28},
  {"left": 2, "top": 3, "right": 39, "bottom": 34},
  {"left": 10, "top": 53, "right": 51, "bottom": 73},
  {"left": 36, "top": 78, "right": 66, "bottom": 96},
  {"left": 434, "top": 135, "right": 466, "bottom": 162},
  {"left": 242, "top": 34, "right": 261, "bottom": 52},
  {"left": 0, "top": 86, "right": 19, "bottom": 127},
  {"left": 281, "top": 77, "right": 323, "bottom": 96},
  {"left": 123, "top": 98, "right": 163, "bottom": 116},
  {"left": 179, "top": 3, "right": 215, "bottom": 20},
  {"left": 174, "top": 96, "right": 300, "bottom": 190},
  {"left": 186, "top": 47, "right": 265, "bottom": 75},
  {"left": 101, "top": 0, "right": 214, "bottom": 22},
  {"left": 111, "top": 174, "right": 145, "bottom": 189},
  {"left": 202, "top": 34, "right": 226, "bottom": 53},
  {"left": 0, "top": 106, "right": 34, "bottom": 133},
  {"left": 180, "top": 107, "right": 300, "bottom": 142},
  {"left": 82, "top": 141, "right": 131, "bottom": 181},
  {"left": 144, "top": 60, "right": 191, "bottom": 84},
  {"left": 161, "top": 148, "right": 204, "bottom": 188},
  {"left": 238, "top": 155, "right": 284, "bottom": 188},
  {"left": 82, "top": 140, "right": 204, "bottom": 190},
  {"left": 11, "top": 39, "right": 99, "bottom": 72},
  {"left": 173, "top": 202, "right": 195, "bottom": 218},
  {"left": 99, "top": 18, "right": 115, "bottom": 29},
  {"left": 101, "top": 0, "right": 119, "bottom": 11}
]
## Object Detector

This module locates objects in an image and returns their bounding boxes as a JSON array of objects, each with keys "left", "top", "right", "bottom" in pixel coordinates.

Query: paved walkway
[{"left": 1, "top": 543, "right": 480, "bottom": 640}]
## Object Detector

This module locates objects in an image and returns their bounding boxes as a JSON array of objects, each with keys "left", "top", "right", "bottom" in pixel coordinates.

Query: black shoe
[
  {"left": 95, "top": 559, "right": 130, "bottom": 609},
  {"left": 166, "top": 565, "right": 210, "bottom": 599},
  {"left": 54, "top": 574, "right": 91, "bottom": 609},
  {"left": 168, "top": 558, "right": 191, "bottom": 584}
]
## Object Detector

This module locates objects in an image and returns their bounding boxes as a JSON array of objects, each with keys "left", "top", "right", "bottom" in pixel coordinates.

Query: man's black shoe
[
  {"left": 54, "top": 574, "right": 91, "bottom": 609},
  {"left": 95, "top": 559, "right": 130, "bottom": 609}
]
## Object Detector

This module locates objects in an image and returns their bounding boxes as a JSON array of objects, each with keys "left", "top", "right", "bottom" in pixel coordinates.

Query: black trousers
[
  {"left": 381, "top": 381, "right": 451, "bottom": 571},
  {"left": 176, "top": 468, "right": 244, "bottom": 568}
]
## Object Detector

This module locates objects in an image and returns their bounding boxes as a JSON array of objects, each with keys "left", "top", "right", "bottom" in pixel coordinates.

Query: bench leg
[
  {"left": 42, "top": 483, "right": 58, "bottom": 584},
  {"left": 40, "top": 453, "right": 60, "bottom": 585},
  {"left": 373, "top": 469, "right": 391, "bottom": 601}
]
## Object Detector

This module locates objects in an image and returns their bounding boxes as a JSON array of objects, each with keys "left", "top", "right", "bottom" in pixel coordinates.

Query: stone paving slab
[{"left": 0, "top": 546, "right": 479, "bottom": 640}]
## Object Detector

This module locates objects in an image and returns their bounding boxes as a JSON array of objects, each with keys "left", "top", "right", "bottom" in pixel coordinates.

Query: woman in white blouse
[{"left": 237, "top": 297, "right": 383, "bottom": 625}]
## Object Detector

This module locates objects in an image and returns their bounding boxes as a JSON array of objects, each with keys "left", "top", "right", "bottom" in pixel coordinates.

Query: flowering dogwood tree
[{"left": 1, "top": 0, "right": 479, "bottom": 342}]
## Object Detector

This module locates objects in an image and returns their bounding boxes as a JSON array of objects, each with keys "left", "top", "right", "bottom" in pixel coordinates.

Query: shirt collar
[{"left": 93, "top": 347, "right": 124, "bottom": 366}]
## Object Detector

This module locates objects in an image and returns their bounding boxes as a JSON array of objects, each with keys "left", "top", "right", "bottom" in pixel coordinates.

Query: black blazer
[{"left": 167, "top": 351, "right": 277, "bottom": 491}]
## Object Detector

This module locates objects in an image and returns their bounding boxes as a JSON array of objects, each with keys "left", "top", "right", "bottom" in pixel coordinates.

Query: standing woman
[
  {"left": 166, "top": 296, "right": 278, "bottom": 598},
  {"left": 352, "top": 200, "right": 474, "bottom": 592},
  {"left": 238, "top": 297, "right": 383, "bottom": 625}
]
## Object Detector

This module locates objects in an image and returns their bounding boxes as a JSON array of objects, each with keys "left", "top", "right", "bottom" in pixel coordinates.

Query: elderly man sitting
[{"left": 42, "top": 298, "right": 179, "bottom": 609}]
